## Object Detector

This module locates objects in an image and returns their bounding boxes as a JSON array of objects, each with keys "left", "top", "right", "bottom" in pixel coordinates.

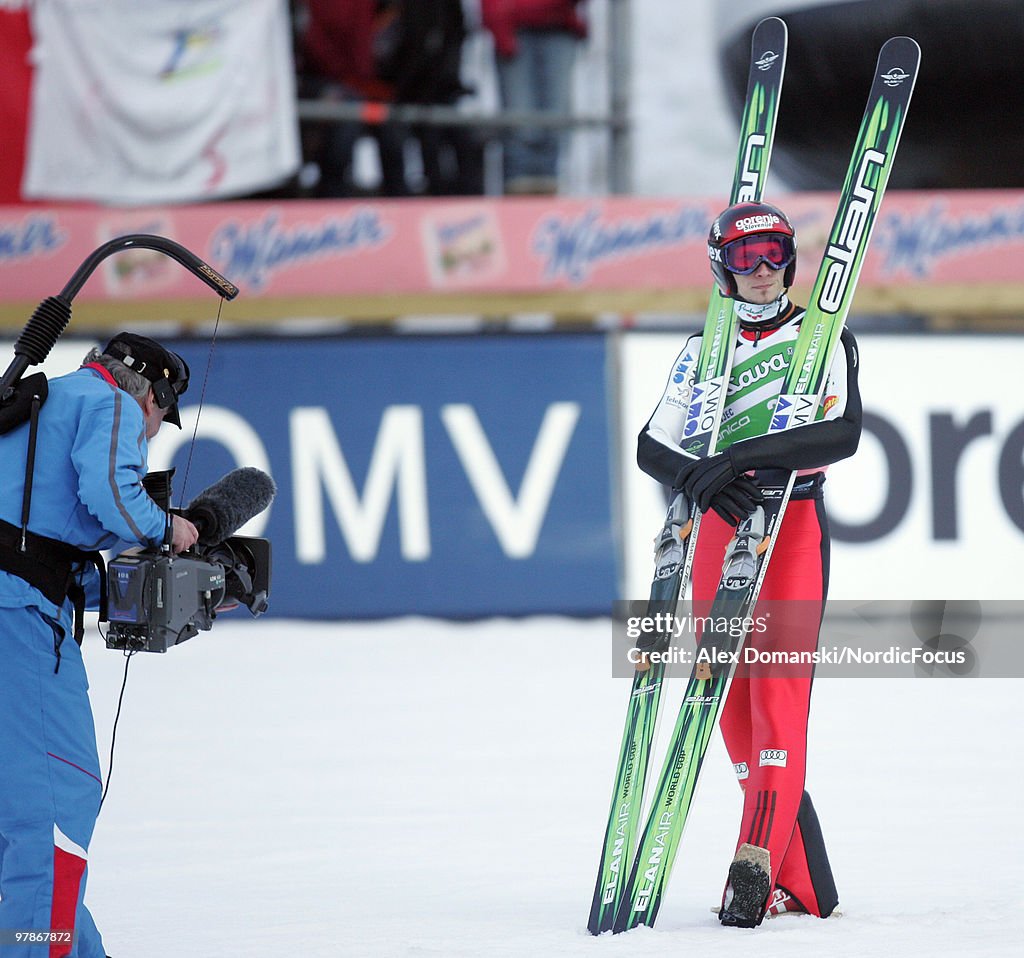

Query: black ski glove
[
  {"left": 707, "top": 477, "right": 762, "bottom": 524},
  {"left": 673, "top": 450, "right": 762, "bottom": 523}
]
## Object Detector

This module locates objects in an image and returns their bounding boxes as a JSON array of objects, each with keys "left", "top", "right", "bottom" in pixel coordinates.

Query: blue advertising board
[{"left": 142, "top": 333, "right": 616, "bottom": 619}]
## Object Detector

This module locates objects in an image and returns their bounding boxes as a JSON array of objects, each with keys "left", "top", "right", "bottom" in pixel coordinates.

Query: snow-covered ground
[{"left": 85, "top": 616, "right": 1021, "bottom": 958}]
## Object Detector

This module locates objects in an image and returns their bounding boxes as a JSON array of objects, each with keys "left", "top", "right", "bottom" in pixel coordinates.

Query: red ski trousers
[{"left": 692, "top": 494, "right": 837, "bottom": 918}]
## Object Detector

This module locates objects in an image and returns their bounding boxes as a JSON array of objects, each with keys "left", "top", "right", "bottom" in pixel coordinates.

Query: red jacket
[
  {"left": 481, "top": 0, "right": 587, "bottom": 58},
  {"left": 299, "top": 0, "right": 393, "bottom": 99}
]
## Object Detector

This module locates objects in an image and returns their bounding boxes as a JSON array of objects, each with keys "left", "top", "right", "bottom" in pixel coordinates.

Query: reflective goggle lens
[{"left": 722, "top": 234, "right": 795, "bottom": 274}]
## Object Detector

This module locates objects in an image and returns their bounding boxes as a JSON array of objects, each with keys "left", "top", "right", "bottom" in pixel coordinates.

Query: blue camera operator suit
[{"left": 0, "top": 334, "right": 195, "bottom": 958}]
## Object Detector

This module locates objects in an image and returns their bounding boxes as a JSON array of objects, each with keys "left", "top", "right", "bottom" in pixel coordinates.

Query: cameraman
[{"left": 0, "top": 333, "right": 198, "bottom": 958}]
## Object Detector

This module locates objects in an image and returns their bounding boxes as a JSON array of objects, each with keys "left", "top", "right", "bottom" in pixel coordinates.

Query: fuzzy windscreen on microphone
[{"left": 186, "top": 467, "right": 277, "bottom": 544}]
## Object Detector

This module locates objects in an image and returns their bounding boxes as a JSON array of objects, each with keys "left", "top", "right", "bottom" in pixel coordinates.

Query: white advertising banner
[
  {"left": 23, "top": 0, "right": 299, "bottom": 205},
  {"left": 618, "top": 332, "right": 1024, "bottom": 601}
]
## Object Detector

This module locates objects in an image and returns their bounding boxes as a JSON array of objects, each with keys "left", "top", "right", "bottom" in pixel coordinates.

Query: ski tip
[
  {"left": 875, "top": 36, "right": 921, "bottom": 87},
  {"left": 884, "top": 35, "right": 921, "bottom": 48},
  {"left": 879, "top": 35, "right": 922, "bottom": 62},
  {"left": 751, "top": 16, "right": 788, "bottom": 47},
  {"left": 748, "top": 17, "right": 787, "bottom": 84}
]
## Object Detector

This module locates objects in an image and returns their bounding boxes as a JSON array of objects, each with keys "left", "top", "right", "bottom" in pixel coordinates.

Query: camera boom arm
[{"left": 0, "top": 234, "right": 238, "bottom": 413}]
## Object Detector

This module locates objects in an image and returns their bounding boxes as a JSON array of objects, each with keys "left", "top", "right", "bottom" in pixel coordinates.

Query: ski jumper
[
  {"left": 637, "top": 298, "right": 861, "bottom": 919},
  {"left": 0, "top": 365, "right": 167, "bottom": 958}
]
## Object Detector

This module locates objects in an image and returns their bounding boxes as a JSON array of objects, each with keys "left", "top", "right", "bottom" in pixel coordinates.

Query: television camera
[{"left": 105, "top": 467, "right": 275, "bottom": 653}]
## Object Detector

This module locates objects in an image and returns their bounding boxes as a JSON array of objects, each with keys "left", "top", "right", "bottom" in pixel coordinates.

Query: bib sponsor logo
[
  {"left": 733, "top": 762, "right": 749, "bottom": 780},
  {"left": 719, "top": 412, "right": 752, "bottom": 440},
  {"left": 683, "top": 377, "right": 724, "bottom": 438},
  {"left": 789, "top": 393, "right": 820, "bottom": 429},
  {"left": 771, "top": 394, "right": 792, "bottom": 431},
  {"left": 731, "top": 352, "right": 787, "bottom": 392},
  {"left": 759, "top": 748, "right": 788, "bottom": 767}
]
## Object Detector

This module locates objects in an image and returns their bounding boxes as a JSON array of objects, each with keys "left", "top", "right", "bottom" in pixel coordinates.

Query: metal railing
[{"left": 296, "top": 0, "right": 633, "bottom": 194}]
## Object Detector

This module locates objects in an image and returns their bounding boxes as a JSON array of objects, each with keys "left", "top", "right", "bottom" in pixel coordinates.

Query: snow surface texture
[{"left": 86, "top": 617, "right": 1021, "bottom": 958}]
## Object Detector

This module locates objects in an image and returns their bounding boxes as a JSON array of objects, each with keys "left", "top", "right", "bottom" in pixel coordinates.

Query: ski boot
[{"left": 719, "top": 843, "right": 771, "bottom": 928}]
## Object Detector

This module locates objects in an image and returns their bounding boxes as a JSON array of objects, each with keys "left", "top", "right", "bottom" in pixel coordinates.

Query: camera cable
[{"left": 97, "top": 639, "right": 136, "bottom": 812}]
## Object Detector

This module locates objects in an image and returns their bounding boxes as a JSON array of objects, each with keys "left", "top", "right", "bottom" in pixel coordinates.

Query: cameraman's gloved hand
[
  {"left": 171, "top": 514, "right": 199, "bottom": 554},
  {"left": 673, "top": 450, "right": 762, "bottom": 524}
]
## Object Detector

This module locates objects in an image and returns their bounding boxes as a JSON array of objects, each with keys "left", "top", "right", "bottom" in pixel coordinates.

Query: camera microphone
[{"left": 185, "top": 467, "right": 277, "bottom": 544}]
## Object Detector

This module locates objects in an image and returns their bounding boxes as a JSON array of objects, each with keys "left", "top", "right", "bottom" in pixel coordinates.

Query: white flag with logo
[{"left": 23, "top": 0, "right": 299, "bottom": 204}]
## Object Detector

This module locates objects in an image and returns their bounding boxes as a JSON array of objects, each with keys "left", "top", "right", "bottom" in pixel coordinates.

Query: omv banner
[{"left": 135, "top": 333, "right": 615, "bottom": 619}]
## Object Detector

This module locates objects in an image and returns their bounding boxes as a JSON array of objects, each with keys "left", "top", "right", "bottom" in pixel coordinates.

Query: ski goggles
[{"left": 720, "top": 233, "right": 796, "bottom": 274}]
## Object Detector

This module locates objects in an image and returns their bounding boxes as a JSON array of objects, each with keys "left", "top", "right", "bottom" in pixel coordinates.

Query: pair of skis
[
  {"left": 588, "top": 19, "right": 920, "bottom": 935},
  {"left": 586, "top": 16, "right": 788, "bottom": 936}
]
